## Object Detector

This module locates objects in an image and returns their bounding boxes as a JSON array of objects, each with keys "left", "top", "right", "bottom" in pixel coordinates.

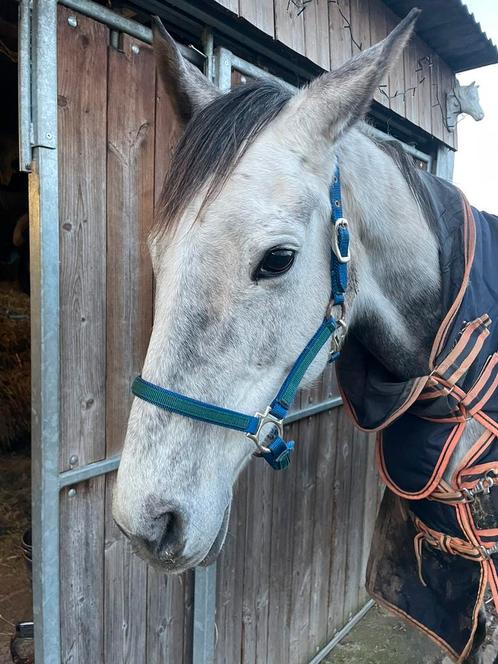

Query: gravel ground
[{"left": 326, "top": 603, "right": 498, "bottom": 664}]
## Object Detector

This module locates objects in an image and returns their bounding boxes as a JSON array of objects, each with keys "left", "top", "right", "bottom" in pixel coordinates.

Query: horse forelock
[{"left": 153, "top": 79, "right": 293, "bottom": 240}]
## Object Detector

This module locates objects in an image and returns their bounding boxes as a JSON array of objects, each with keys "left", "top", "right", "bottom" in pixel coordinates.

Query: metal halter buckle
[
  {"left": 246, "top": 406, "right": 284, "bottom": 456},
  {"left": 331, "top": 218, "right": 350, "bottom": 264}
]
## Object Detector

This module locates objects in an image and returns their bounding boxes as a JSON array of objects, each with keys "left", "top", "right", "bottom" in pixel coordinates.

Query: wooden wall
[
  {"left": 217, "top": 0, "right": 457, "bottom": 149},
  {"left": 57, "top": 5, "right": 381, "bottom": 663}
]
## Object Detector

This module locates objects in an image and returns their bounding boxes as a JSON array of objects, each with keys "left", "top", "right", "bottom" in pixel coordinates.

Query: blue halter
[{"left": 132, "top": 168, "right": 350, "bottom": 470}]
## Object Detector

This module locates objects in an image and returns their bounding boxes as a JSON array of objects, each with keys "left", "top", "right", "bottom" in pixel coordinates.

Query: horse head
[{"left": 112, "top": 10, "right": 419, "bottom": 572}]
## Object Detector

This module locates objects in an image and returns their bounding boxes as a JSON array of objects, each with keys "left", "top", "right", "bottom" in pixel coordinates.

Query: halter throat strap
[{"left": 132, "top": 167, "right": 349, "bottom": 470}]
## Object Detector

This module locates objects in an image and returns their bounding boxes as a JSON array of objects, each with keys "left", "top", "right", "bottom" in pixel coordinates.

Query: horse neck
[{"left": 337, "top": 128, "right": 442, "bottom": 380}]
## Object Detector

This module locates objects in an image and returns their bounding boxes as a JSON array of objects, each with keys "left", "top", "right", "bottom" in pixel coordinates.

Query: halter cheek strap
[{"left": 132, "top": 167, "right": 350, "bottom": 470}]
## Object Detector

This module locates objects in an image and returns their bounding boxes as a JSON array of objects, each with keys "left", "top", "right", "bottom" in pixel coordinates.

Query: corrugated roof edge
[{"left": 382, "top": 0, "right": 498, "bottom": 72}]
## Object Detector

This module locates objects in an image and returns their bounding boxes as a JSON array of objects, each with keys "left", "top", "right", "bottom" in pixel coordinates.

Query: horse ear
[
  {"left": 284, "top": 8, "right": 420, "bottom": 145},
  {"left": 152, "top": 17, "right": 220, "bottom": 125}
]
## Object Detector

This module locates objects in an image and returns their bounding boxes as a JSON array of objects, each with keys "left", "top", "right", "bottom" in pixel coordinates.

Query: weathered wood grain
[
  {"left": 329, "top": 0, "right": 353, "bottom": 68},
  {"left": 105, "top": 34, "right": 155, "bottom": 458},
  {"left": 304, "top": 0, "right": 331, "bottom": 70},
  {"left": 103, "top": 34, "right": 156, "bottom": 664},
  {"left": 439, "top": 57, "right": 458, "bottom": 150},
  {"left": 216, "top": 0, "right": 239, "bottom": 13},
  {"left": 215, "top": 468, "right": 249, "bottom": 664},
  {"left": 275, "top": 0, "right": 306, "bottom": 57},
  {"left": 369, "top": 0, "right": 390, "bottom": 107},
  {"left": 413, "top": 36, "right": 433, "bottom": 136},
  {"left": 58, "top": 6, "right": 108, "bottom": 470},
  {"left": 349, "top": 0, "right": 371, "bottom": 55},
  {"left": 240, "top": 0, "right": 274, "bottom": 37},
  {"left": 60, "top": 478, "right": 105, "bottom": 664},
  {"left": 430, "top": 52, "right": 445, "bottom": 143},
  {"left": 326, "top": 406, "right": 354, "bottom": 634}
]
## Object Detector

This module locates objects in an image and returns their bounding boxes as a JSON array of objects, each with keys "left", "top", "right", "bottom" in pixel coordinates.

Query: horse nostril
[{"left": 144, "top": 509, "right": 186, "bottom": 557}]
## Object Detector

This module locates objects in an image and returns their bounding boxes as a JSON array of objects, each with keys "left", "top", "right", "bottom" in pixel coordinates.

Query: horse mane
[
  {"left": 154, "top": 79, "right": 292, "bottom": 237},
  {"left": 365, "top": 130, "right": 439, "bottom": 235}
]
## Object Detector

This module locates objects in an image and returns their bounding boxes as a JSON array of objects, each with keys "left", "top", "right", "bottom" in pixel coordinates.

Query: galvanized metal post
[
  {"left": 18, "top": 0, "right": 32, "bottom": 172},
  {"left": 29, "top": 1, "right": 61, "bottom": 662},
  {"left": 193, "top": 564, "right": 217, "bottom": 664}
]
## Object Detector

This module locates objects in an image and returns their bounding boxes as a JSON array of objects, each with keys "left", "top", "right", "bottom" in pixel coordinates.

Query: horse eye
[{"left": 254, "top": 248, "right": 296, "bottom": 280}]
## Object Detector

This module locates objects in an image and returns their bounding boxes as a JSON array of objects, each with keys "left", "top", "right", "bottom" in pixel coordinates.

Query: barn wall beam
[{"left": 29, "top": 2, "right": 62, "bottom": 663}]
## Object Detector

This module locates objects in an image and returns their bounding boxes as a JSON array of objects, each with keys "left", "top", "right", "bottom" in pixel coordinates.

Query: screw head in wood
[
  {"left": 69, "top": 455, "right": 78, "bottom": 466},
  {"left": 68, "top": 488, "right": 76, "bottom": 497},
  {"left": 67, "top": 16, "right": 77, "bottom": 28},
  {"left": 131, "top": 45, "right": 140, "bottom": 54}
]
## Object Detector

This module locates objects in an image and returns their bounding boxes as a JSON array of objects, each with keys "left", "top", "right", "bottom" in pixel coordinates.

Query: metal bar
[
  {"left": 285, "top": 396, "right": 343, "bottom": 424},
  {"left": 308, "top": 600, "right": 375, "bottom": 664},
  {"left": 368, "top": 125, "right": 432, "bottom": 167},
  {"left": 18, "top": 0, "right": 32, "bottom": 172},
  {"left": 59, "top": 455, "right": 121, "bottom": 488},
  {"left": 202, "top": 28, "right": 214, "bottom": 83},
  {"left": 56, "top": 397, "right": 343, "bottom": 485},
  {"left": 213, "top": 46, "right": 232, "bottom": 91},
  {"left": 59, "top": 0, "right": 203, "bottom": 66},
  {"left": 229, "top": 52, "right": 297, "bottom": 92},
  {"left": 192, "top": 564, "right": 217, "bottom": 664},
  {"left": 29, "top": 2, "right": 61, "bottom": 662}
]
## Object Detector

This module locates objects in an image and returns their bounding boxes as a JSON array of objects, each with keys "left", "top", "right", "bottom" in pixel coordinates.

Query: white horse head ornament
[{"left": 446, "top": 81, "right": 484, "bottom": 131}]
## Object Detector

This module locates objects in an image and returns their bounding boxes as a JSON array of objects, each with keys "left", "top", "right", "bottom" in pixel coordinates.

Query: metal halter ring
[{"left": 246, "top": 406, "right": 284, "bottom": 456}]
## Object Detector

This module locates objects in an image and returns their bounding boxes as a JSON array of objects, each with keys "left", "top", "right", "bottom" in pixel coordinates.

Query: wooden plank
[
  {"left": 369, "top": 0, "right": 389, "bottom": 107},
  {"left": 146, "top": 570, "right": 194, "bottom": 663},
  {"left": 105, "top": 34, "right": 155, "bottom": 458},
  {"left": 104, "top": 474, "right": 148, "bottom": 664},
  {"left": 360, "top": 434, "right": 379, "bottom": 599},
  {"left": 439, "top": 57, "right": 458, "bottom": 149},
  {"left": 403, "top": 34, "right": 420, "bottom": 128},
  {"left": 216, "top": 0, "right": 239, "bottom": 14},
  {"left": 430, "top": 53, "right": 445, "bottom": 143},
  {"left": 326, "top": 406, "right": 353, "bottom": 636},
  {"left": 308, "top": 395, "right": 340, "bottom": 651},
  {"left": 215, "top": 469, "right": 249, "bottom": 664},
  {"left": 58, "top": 6, "right": 108, "bottom": 470},
  {"left": 304, "top": 0, "right": 330, "bottom": 70},
  {"left": 329, "top": 0, "right": 352, "bottom": 69},
  {"left": 265, "top": 420, "right": 300, "bottom": 664},
  {"left": 238, "top": 456, "right": 273, "bottom": 663},
  {"left": 239, "top": 0, "right": 274, "bottom": 37},
  {"left": 343, "top": 425, "right": 368, "bottom": 620},
  {"left": 289, "top": 389, "right": 321, "bottom": 663},
  {"left": 60, "top": 478, "right": 105, "bottom": 664},
  {"left": 349, "top": 0, "right": 371, "bottom": 56},
  {"left": 103, "top": 34, "right": 156, "bottom": 664},
  {"left": 274, "top": 0, "right": 306, "bottom": 57},
  {"left": 413, "top": 36, "right": 433, "bottom": 135}
]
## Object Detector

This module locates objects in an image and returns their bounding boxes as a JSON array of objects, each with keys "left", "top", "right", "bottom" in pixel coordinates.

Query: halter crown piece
[{"left": 132, "top": 167, "right": 350, "bottom": 470}]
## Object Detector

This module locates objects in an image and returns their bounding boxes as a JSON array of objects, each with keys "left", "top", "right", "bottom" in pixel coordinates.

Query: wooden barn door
[{"left": 57, "top": 7, "right": 192, "bottom": 662}]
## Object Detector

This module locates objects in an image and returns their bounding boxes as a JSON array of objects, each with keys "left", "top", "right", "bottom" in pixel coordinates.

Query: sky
[{"left": 453, "top": 0, "right": 498, "bottom": 212}]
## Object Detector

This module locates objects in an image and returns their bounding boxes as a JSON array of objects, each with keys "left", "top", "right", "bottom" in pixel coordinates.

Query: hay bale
[{"left": 0, "top": 284, "right": 30, "bottom": 450}]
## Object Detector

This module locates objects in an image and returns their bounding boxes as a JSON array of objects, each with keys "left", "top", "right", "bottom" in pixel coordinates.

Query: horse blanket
[{"left": 337, "top": 173, "right": 498, "bottom": 662}]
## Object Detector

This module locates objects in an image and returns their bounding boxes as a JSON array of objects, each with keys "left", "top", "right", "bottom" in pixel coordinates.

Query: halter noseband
[{"left": 132, "top": 168, "right": 349, "bottom": 470}]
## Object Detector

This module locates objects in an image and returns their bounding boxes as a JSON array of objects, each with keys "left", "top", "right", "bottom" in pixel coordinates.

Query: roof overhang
[{"left": 383, "top": 0, "right": 498, "bottom": 72}]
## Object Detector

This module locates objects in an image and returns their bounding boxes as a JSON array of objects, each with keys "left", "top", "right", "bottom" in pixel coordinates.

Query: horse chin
[{"left": 199, "top": 503, "right": 231, "bottom": 567}]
